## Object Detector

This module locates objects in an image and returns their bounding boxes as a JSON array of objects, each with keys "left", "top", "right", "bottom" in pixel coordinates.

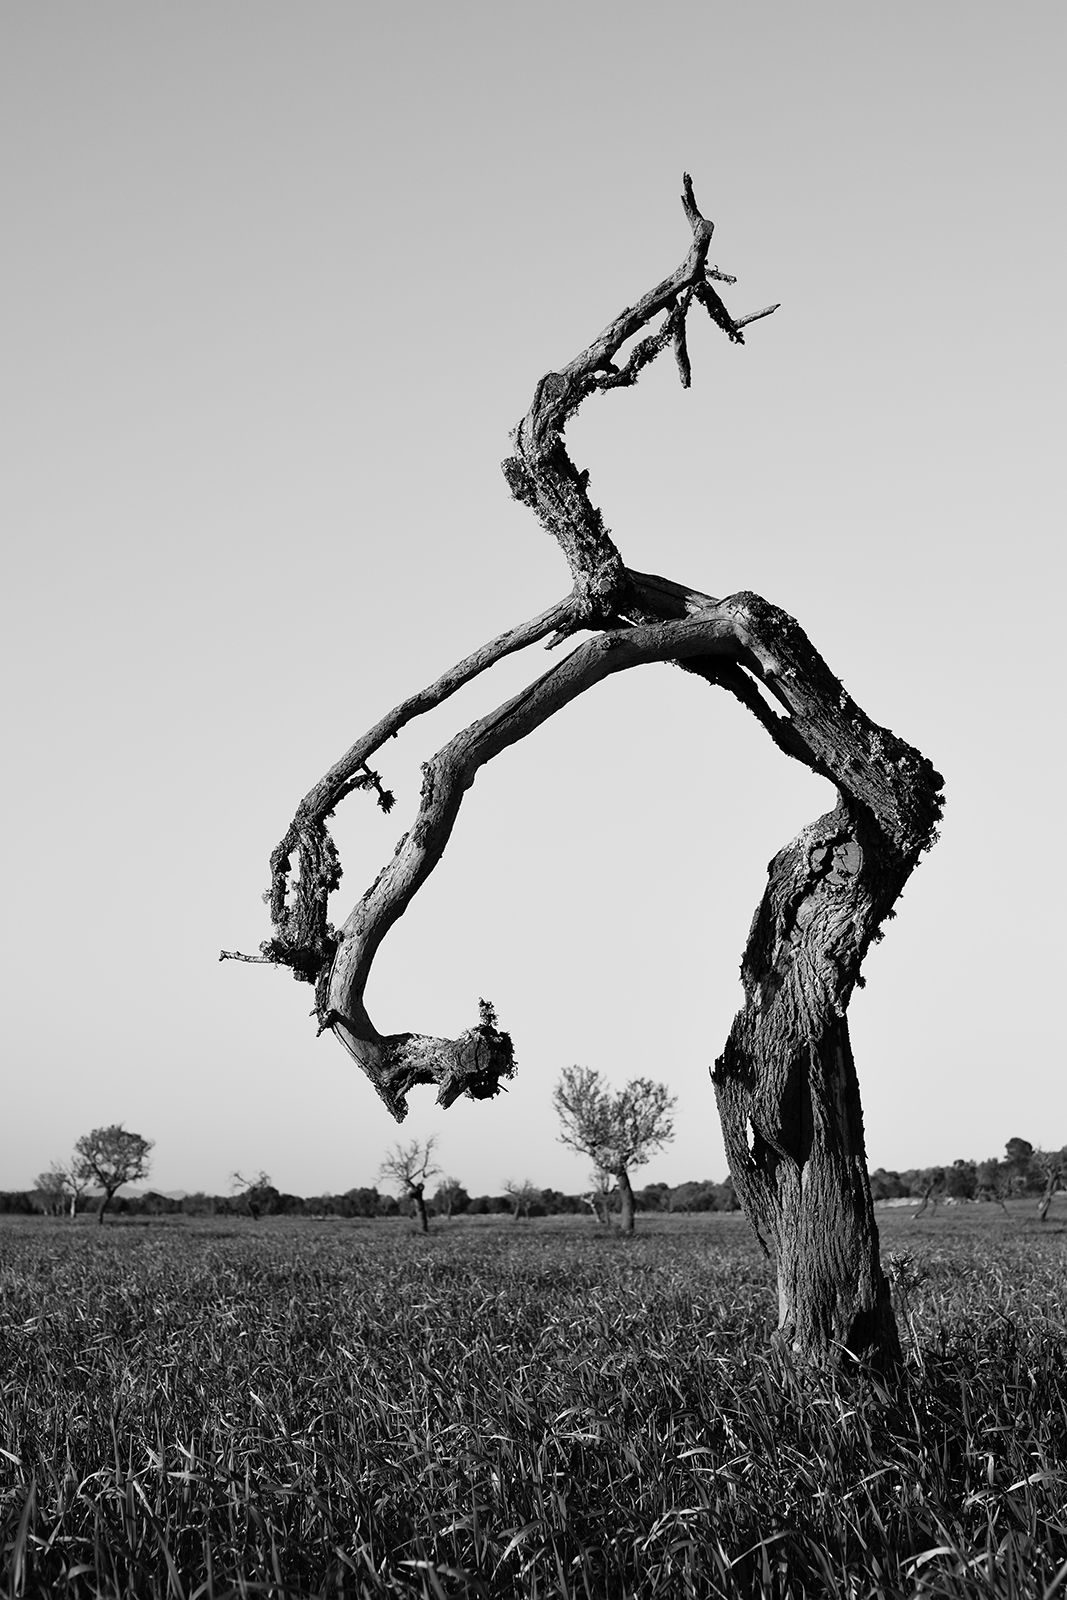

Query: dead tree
[
  {"left": 380, "top": 1137, "right": 441, "bottom": 1234},
  {"left": 227, "top": 176, "right": 942, "bottom": 1368}
]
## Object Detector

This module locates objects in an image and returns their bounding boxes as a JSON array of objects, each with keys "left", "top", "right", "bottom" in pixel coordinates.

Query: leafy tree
[
  {"left": 553, "top": 1067, "right": 676, "bottom": 1233},
  {"left": 73, "top": 1125, "right": 153, "bottom": 1223},
  {"left": 974, "top": 1158, "right": 1010, "bottom": 1211},
  {"left": 341, "top": 1185, "right": 385, "bottom": 1218},
  {"left": 869, "top": 1168, "right": 908, "bottom": 1202},
  {"left": 1004, "top": 1137, "right": 1036, "bottom": 1191},
  {"left": 944, "top": 1159, "right": 977, "bottom": 1201},
  {"left": 433, "top": 1177, "right": 469, "bottom": 1219},
  {"left": 231, "top": 176, "right": 943, "bottom": 1369},
  {"left": 379, "top": 1137, "right": 441, "bottom": 1233},
  {"left": 502, "top": 1178, "right": 540, "bottom": 1221}
]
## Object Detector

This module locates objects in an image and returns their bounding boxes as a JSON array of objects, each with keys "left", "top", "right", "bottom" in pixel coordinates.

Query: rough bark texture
[{"left": 233, "top": 176, "right": 942, "bottom": 1368}]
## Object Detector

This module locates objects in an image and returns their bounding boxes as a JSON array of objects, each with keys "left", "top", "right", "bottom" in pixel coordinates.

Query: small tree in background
[
  {"left": 503, "top": 1178, "right": 540, "bottom": 1221},
  {"left": 975, "top": 1158, "right": 1010, "bottom": 1213},
  {"left": 553, "top": 1067, "right": 676, "bottom": 1233},
  {"left": 33, "top": 1165, "right": 73, "bottom": 1218},
  {"left": 232, "top": 1169, "right": 273, "bottom": 1220},
  {"left": 582, "top": 1167, "right": 617, "bottom": 1228},
  {"left": 1035, "top": 1149, "right": 1065, "bottom": 1222},
  {"left": 379, "top": 1137, "right": 441, "bottom": 1233},
  {"left": 1004, "top": 1137, "right": 1036, "bottom": 1193},
  {"left": 73, "top": 1124, "right": 153, "bottom": 1223},
  {"left": 433, "top": 1177, "right": 468, "bottom": 1220}
]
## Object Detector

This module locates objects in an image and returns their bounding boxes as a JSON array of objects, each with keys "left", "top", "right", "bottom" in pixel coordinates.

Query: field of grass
[{"left": 2, "top": 1207, "right": 1066, "bottom": 1599}]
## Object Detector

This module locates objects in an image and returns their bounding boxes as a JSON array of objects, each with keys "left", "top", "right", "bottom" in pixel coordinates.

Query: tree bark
[
  {"left": 412, "top": 1188, "right": 429, "bottom": 1234},
  {"left": 616, "top": 1168, "right": 636, "bottom": 1235}
]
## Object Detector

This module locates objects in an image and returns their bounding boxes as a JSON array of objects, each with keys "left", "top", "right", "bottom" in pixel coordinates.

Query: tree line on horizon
[{"left": 11, "top": 1134, "right": 1064, "bottom": 1223}]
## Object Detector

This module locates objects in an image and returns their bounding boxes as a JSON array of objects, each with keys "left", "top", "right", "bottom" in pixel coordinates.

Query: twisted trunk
[{"left": 239, "top": 175, "right": 942, "bottom": 1370}]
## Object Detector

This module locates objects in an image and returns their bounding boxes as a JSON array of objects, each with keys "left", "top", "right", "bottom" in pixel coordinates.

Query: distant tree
[
  {"left": 913, "top": 1167, "right": 946, "bottom": 1219},
  {"left": 342, "top": 1185, "right": 384, "bottom": 1218},
  {"left": 974, "top": 1158, "right": 1010, "bottom": 1212},
  {"left": 637, "top": 1181, "right": 672, "bottom": 1213},
  {"left": 232, "top": 1169, "right": 273, "bottom": 1220},
  {"left": 33, "top": 1166, "right": 72, "bottom": 1218},
  {"left": 580, "top": 1168, "right": 616, "bottom": 1228},
  {"left": 1004, "top": 1137, "right": 1036, "bottom": 1193},
  {"left": 503, "top": 1178, "right": 540, "bottom": 1221},
  {"left": 944, "top": 1159, "right": 977, "bottom": 1202},
  {"left": 869, "top": 1168, "right": 908, "bottom": 1202},
  {"left": 72, "top": 1125, "right": 153, "bottom": 1223},
  {"left": 554, "top": 1067, "right": 676, "bottom": 1234},
  {"left": 379, "top": 1137, "right": 441, "bottom": 1233},
  {"left": 1034, "top": 1149, "right": 1065, "bottom": 1222},
  {"left": 49, "top": 1158, "right": 95, "bottom": 1219},
  {"left": 433, "top": 1177, "right": 469, "bottom": 1219}
]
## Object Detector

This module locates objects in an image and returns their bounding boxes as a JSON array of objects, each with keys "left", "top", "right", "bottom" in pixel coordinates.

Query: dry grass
[{"left": 2, "top": 1208, "right": 1066, "bottom": 1598}]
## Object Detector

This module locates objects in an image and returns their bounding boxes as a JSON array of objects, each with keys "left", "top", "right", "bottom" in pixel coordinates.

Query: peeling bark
[{"left": 231, "top": 175, "right": 942, "bottom": 1368}]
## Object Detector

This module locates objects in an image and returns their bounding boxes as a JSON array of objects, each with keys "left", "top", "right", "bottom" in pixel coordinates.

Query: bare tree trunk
[
  {"left": 616, "top": 1168, "right": 636, "bottom": 1235},
  {"left": 412, "top": 1189, "right": 429, "bottom": 1234},
  {"left": 718, "top": 1010, "right": 898, "bottom": 1365}
]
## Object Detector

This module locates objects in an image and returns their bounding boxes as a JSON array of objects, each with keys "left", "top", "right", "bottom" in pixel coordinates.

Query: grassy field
[{"left": 2, "top": 1207, "right": 1066, "bottom": 1599}]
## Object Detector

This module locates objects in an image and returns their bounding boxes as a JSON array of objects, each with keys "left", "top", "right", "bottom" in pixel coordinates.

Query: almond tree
[
  {"left": 227, "top": 176, "right": 942, "bottom": 1368},
  {"left": 553, "top": 1066, "right": 676, "bottom": 1233},
  {"left": 73, "top": 1124, "right": 153, "bottom": 1224}
]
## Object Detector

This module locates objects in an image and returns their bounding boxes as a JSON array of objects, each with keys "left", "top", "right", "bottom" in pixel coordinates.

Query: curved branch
[
  {"left": 238, "top": 174, "right": 940, "bottom": 1365},
  {"left": 252, "top": 592, "right": 580, "bottom": 989},
  {"left": 322, "top": 596, "right": 941, "bottom": 1119}
]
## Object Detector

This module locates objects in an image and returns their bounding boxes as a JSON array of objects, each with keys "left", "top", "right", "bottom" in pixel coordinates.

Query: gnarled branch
[{"left": 234, "top": 176, "right": 940, "bottom": 1366}]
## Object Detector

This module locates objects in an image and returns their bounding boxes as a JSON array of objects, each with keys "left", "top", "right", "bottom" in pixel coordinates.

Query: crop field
[{"left": 2, "top": 1208, "right": 1066, "bottom": 1599}]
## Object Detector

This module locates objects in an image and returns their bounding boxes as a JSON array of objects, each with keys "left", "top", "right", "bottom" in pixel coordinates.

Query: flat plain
[{"left": 2, "top": 1208, "right": 1065, "bottom": 1599}]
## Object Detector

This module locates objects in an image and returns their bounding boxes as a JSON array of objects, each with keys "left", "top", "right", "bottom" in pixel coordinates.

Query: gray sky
[{"left": 3, "top": 2, "right": 1063, "bottom": 1199}]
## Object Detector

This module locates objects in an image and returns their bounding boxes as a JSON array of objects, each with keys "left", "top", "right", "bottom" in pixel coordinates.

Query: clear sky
[{"left": 3, "top": 2, "right": 1063, "bottom": 1200}]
